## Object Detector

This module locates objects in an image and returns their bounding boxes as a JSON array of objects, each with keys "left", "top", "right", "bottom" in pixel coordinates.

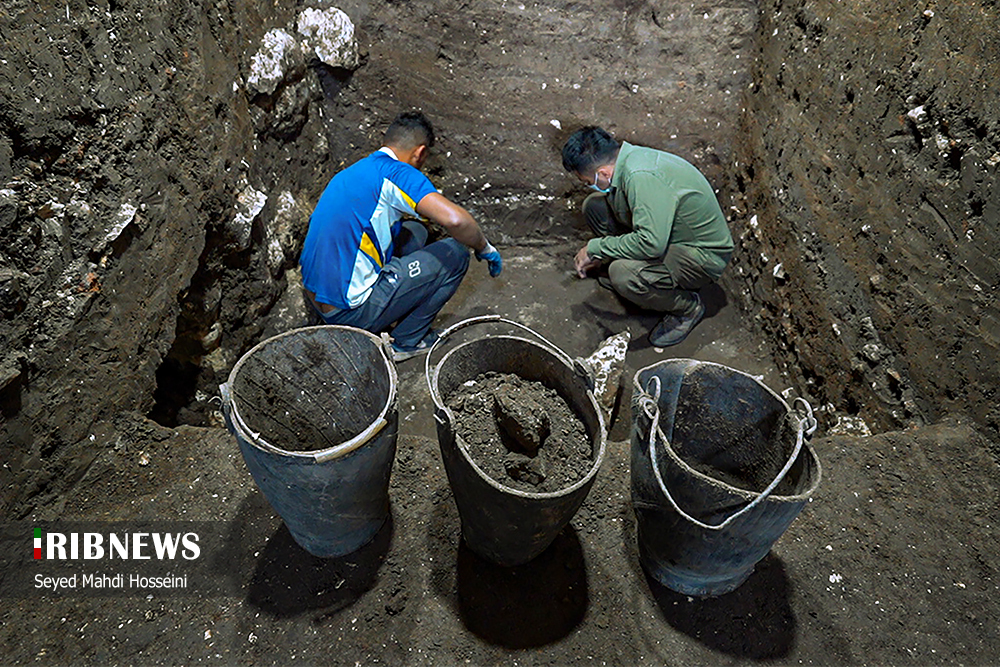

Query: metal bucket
[
  {"left": 631, "top": 359, "right": 821, "bottom": 596},
  {"left": 426, "top": 316, "right": 607, "bottom": 566},
  {"left": 221, "top": 325, "right": 398, "bottom": 558}
]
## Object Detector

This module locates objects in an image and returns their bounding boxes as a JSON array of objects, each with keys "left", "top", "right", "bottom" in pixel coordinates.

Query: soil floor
[{"left": 5, "top": 240, "right": 1000, "bottom": 666}]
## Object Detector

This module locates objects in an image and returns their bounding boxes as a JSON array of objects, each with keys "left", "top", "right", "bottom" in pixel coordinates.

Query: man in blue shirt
[{"left": 301, "top": 111, "right": 502, "bottom": 360}]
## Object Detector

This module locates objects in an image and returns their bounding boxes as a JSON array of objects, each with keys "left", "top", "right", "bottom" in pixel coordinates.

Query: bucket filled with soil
[
  {"left": 221, "top": 325, "right": 398, "bottom": 558},
  {"left": 631, "top": 359, "right": 821, "bottom": 596},
  {"left": 426, "top": 316, "right": 607, "bottom": 566}
]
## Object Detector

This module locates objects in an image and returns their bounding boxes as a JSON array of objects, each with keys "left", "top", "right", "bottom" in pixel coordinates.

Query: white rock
[
  {"left": 265, "top": 190, "right": 309, "bottom": 263},
  {"left": 828, "top": 414, "right": 872, "bottom": 437},
  {"left": 201, "top": 322, "right": 222, "bottom": 352},
  {"left": 95, "top": 202, "right": 137, "bottom": 254},
  {"left": 247, "top": 28, "right": 300, "bottom": 96},
  {"left": 296, "top": 7, "right": 359, "bottom": 70},
  {"left": 906, "top": 105, "right": 927, "bottom": 124},
  {"left": 65, "top": 198, "right": 92, "bottom": 219},
  {"left": 231, "top": 180, "right": 267, "bottom": 250},
  {"left": 265, "top": 234, "right": 284, "bottom": 276},
  {"left": 580, "top": 330, "right": 631, "bottom": 424},
  {"left": 276, "top": 190, "right": 297, "bottom": 217},
  {"left": 860, "top": 343, "right": 882, "bottom": 363}
]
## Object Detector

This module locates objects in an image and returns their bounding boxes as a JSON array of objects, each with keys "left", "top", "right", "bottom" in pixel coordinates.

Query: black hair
[
  {"left": 384, "top": 110, "right": 435, "bottom": 149},
  {"left": 561, "top": 126, "right": 620, "bottom": 174}
]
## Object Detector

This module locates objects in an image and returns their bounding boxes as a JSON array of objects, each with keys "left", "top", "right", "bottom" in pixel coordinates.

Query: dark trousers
[{"left": 319, "top": 221, "right": 470, "bottom": 348}]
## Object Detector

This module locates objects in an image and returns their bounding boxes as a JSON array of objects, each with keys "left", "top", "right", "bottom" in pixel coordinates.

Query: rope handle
[
  {"left": 639, "top": 376, "right": 813, "bottom": 531},
  {"left": 424, "top": 315, "right": 576, "bottom": 412}
]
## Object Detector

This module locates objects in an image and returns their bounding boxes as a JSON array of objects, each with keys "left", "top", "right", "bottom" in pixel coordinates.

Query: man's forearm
[
  {"left": 449, "top": 217, "right": 488, "bottom": 251},
  {"left": 416, "top": 192, "right": 487, "bottom": 250},
  {"left": 587, "top": 224, "right": 669, "bottom": 261}
]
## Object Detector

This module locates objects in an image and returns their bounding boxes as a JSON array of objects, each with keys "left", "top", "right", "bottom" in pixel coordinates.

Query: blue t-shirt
[{"left": 300, "top": 148, "right": 437, "bottom": 309}]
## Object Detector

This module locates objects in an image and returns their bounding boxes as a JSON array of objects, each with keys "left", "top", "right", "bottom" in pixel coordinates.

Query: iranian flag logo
[{"left": 34, "top": 528, "right": 42, "bottom": 559}]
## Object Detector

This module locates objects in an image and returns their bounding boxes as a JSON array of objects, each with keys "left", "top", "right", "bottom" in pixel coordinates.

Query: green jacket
[{"left": 586, "top": 142, "right": 734, "bottom": 278}]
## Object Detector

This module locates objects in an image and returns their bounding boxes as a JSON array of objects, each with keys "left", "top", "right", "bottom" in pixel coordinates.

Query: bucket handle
[
  {"left": 219, "top": 382, "right": 237, "bottom": 436},
  {"left": 220, "top": 381, "right": 287, "bottom": 457},
  {"left": 424, "top": 315, "right": 578, "bottom": 413},
  {"left": 220, "top": 382, "right": 389, "bottom": 462},
  {"left": 640, "top": 376, "right": 813, "bottom": 531},
  {"left": 312, "top": 417, "right": 389, "bottom": 463}
]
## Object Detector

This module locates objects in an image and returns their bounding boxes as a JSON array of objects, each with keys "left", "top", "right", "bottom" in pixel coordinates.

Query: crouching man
[
  {"left": 562, "top": 126, "right": 733, "bottom": 346},
  {"left": 301, "top": 110, "right": 502, "bottom": 361}
]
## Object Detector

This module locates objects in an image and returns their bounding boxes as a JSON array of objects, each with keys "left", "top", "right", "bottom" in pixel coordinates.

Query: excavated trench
[
  {"left": 144, "top": 0, "right": 762, "bottom": 428},
  {"left": 0, "top": 0, "right": 984, "bottom": 454},
  {"left": 21, "top": 0, "right": 988, "bottom": 457},
  {"left": 4, "top": 2, "right": 1000, "bottom": 663},
  {"left": 140, "top": 0, "right": 1000, "bottom": 452},
  {"left": 1, "top": 0, "right": 998, "bottom": 523}
]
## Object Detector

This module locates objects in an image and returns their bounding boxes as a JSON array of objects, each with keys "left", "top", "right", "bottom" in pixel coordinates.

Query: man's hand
[
  {"left": 476, "top": 241, "right": 503, "bottom": 277},
  {"left": 574, "top": 246, "right": 601, "bottom": 278}
]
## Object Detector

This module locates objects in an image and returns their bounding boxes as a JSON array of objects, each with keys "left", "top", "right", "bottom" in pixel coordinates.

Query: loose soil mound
[{"left": 446, "top": 371, "right": 592, "bottom": 493}]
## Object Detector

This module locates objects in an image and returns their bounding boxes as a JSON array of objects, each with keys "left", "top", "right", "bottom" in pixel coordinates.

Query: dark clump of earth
[{"left": 446, "top": 371, "right": 593, "bottom": 493}]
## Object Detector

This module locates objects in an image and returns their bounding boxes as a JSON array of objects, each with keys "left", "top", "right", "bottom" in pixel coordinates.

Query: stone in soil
[
  {"left": 494, "top": 384, "right": 550, "bottom": 456},
  {"left": 446, "top": 371, "right": 592, "bottom": 493}
]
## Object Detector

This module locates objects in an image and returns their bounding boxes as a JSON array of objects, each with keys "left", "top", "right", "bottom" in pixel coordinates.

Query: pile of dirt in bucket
[{"left": 446, "top": 372, "right": 592, "bottom": 493}]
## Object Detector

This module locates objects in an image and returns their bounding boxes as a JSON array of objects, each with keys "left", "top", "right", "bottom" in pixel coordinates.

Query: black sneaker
[
  {"left": 648, "top": 296, "right": 705, "bottom": 347},
  {"left": 596, "top": 275, "right": 614, "bottom": 291}
]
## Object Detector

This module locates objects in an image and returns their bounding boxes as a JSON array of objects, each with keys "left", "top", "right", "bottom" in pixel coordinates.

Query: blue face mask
[{"left": 589, "top": 169, "right": 611, "bottom": 193}]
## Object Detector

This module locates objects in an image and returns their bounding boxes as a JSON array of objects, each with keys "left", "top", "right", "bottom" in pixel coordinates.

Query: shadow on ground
[
  {"left": 644, "top": 555, "right": 796, "bottom": 660},
  {"left": 456, "top": 527, "right": 588, "bottom": 648},
  {"left": 245, "top": 520, "right": 392, "bottom": 619}
]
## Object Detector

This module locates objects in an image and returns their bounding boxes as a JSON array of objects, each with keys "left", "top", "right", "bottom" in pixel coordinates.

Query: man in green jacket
[{"left": 562, "top": 126, "right": 734, "bottom": 346}]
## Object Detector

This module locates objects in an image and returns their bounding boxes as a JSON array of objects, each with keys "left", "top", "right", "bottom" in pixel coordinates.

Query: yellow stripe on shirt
[
  {"left": 359, "top": 232, "right": 383, "bottom": 267},
  {"left": 397, "top": 185, "right": 416, "bottom": 211}
]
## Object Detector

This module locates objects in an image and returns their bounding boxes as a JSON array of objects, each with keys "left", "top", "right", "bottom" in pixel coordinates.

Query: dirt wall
[
  {"left": 728, "top": 0, "right": 1000, "bottom": 438},
  {"left": 325, "top": 0, "right": 757, "bottom": 239},
  {"left": 0, "top": 0, "right": 334, "bottom": 515}
]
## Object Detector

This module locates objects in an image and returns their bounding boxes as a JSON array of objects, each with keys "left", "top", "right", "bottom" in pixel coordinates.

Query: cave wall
[
  {"left": 728, "top": 0, "right": 1000, "bottom": 436},
  {"left": 0, "top": 0, "right": 336, "bottom": 515}
]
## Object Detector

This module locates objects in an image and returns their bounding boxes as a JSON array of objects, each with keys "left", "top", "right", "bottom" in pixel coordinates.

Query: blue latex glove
[{"left": 475, "top": 241, "right": 503, "bottom": 277}]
